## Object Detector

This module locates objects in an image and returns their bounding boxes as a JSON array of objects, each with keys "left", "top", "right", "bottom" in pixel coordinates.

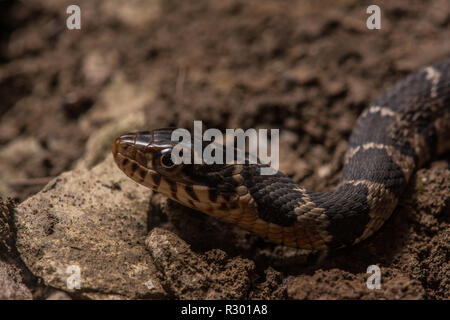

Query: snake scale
[{"left": 113, "top": 58, "right": 450, "bottom": 250}]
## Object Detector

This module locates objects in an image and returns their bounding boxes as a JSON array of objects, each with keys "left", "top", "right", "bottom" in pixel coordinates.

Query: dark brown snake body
[{"left": 113, "top": 58, "right": 450, "bottom": 250}]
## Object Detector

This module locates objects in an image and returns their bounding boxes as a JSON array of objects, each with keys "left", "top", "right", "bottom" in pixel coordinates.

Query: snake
[{"left": 112, "top": 58, "right": 450, "bottom": 250}]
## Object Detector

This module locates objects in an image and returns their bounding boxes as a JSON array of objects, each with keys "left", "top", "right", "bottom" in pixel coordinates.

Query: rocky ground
[{"left": 0, "top": 0, "right": 449, "bottom": 299}]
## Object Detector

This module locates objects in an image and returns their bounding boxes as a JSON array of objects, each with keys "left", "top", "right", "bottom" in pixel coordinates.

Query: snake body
[{"left": 113, "top": 58, "right": 450, "bottom": 250}]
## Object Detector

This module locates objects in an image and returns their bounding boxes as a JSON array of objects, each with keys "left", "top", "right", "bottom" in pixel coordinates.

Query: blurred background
[
  {"left": 0, "top": 0, "right": 449, "bottom": 201},
  {"left": 1, "top": 0, "right": 449, "bottom": 301}
]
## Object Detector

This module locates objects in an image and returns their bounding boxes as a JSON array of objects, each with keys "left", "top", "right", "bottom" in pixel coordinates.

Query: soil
[{"left": 0, "top": 0, "right": 449, "bottom": 299}]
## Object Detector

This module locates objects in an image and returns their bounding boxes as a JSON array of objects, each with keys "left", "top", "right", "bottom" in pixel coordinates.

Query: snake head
[
  {"left": 112, "top": 128, "right": 246, "bottom": 193},
  {"left": 112, "top": 128, "right": 259, "bottom": 225},
  {"left": 113, "top": 128, "right": 295, "bottom": 246},
  {"left": 113, "top": 129, "right": 187, "bottom": 186}
]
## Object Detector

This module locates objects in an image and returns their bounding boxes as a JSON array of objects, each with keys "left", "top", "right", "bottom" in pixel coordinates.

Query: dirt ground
[{"left": 0, "top": 0, "right": 449, "bottom": 299}]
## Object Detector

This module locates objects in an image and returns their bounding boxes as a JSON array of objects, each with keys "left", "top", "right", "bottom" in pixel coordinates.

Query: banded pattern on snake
[{"left": 113, "top": 58, "right": 450, "bottom": 250}]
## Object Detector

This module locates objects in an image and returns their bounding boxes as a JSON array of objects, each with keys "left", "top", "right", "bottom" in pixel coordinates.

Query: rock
[
  {"left": 46, "top": 290, "right": 72, "bottom": 300},
  {"left": 15, "top": 155, "right": 167, "bottom": 299},
  {"left": 80, "top": 73, "right": 156, "bottom": 130},
  {"left": 0, "top": 198, "right": 33, "bottom": 300},
  {"left": 1, "top": 198, "right": 16, "bottom": 254},
  {"left": 0, "top": 260, "right": 33, "bottom": 300},
  {"left": 0, "top": 137, "right": 46, "bottom": 198},
  {"left": 145, "top": 227, "right": 256, "bottom": 299},
  {"left": 82, "top": 50, "right": 118, "bottom": 87},
  {"left": 249, "top": 267, "right": 286, "bottom": 299},
  {"left": 283, "top": 66, "right": 319, "bottom": 86},
  {"left": 101, "top": 0, "right": 162, "bottom": 29},
  {"left": 76, "top": 110, "right": 148, "bottom": 169}
]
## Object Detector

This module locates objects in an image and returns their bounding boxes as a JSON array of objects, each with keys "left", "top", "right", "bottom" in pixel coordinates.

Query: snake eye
[{"left": 160, "top": 149, "right": 175, "bottom": 168}]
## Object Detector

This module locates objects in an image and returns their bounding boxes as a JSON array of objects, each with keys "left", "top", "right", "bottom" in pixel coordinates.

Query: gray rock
[
  {"left": 0, "top": 260, "right": 33, "bottom": 300},
  {"left": 146, "top": 227, "right": 256, "bottom": 299},
  {"left": 46, "top": 290, "right": 72, "bottom": 300},
  {"left": 0, "top": 198, "right": 33, "bottom": 300},
  {"left": 15, "top": 156, "right": 167, "bottom": 299}
]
